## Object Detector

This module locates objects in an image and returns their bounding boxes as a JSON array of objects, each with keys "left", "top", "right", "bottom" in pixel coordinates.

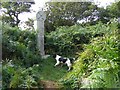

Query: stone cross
[{"left": 36, "top": 9, "right": 46, "bottom": 57}]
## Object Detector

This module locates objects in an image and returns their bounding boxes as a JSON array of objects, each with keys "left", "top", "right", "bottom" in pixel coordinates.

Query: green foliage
[
  {"left": 45, "top": 2, "right": 117, "bottom": 32},
  {"left": 24, "top": 18, "right": 34, "bottom": 30},
  {"left": 2, "top": 56, "right": 67, "bottom": 89},
  {"left": 2, "top": 59, "right": 40, "bottom": 88},
  {"left": 45, "top": 2, "right": 98, "bottom": 32},
  {"left": 1, "top": 1, "right": 35, "bottom": 26},
  {"left": 45, "top": 22, "right": 110, "bottom": 56},
  {"left": 60, "top": 20, "right": 120, "bottom": 88},
  {"left": 106, "top": 1, "right": 120, "bottom": 18},
  {"left": 2, "top": 24, "right": 41, "bottom": 67},
  {"left": 2, "top": 60, "right": 14, "bottom": 88},
  {"left": 45, "top": 25, "right": 90, "bottom": 56},
  {"left": 2, "top": 12, "right": 119, "bottom": 89}
]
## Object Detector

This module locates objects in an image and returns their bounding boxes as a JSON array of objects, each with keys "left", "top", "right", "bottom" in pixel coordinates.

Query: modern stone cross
[{"left": 36, "top": 9, "right": 46, "bottom": 57}]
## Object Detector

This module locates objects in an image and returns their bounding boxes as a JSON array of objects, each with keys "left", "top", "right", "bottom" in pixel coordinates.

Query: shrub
[
  {"left": 45, "top": 25, "right": 90, "bottom": 56},
  {"left": 60, "top": 20, "right": 120, "bottom": 88},
  {"left": 2, "top": 59, "right": 41, "bottom": 89},
  {"left": 2, "top": 24, "right": 41, "bottom": 67},
  {"left": 45, "top": 22, "right": 110, "bottom": 56}
]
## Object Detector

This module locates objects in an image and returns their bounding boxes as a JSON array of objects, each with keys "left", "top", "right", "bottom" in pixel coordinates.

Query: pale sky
[
  {"left": 18, "top": 0, "right": 116, "bottom": 29},
  {"left": 18, "top": 0, "right": 50, "bottom": 29},
  {"left": 19, "top": 0, "right": 50, "bottom": 21}
]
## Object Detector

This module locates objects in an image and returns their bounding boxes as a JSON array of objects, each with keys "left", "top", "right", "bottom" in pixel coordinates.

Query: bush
[
  {"left": 2, "top": 24, "right": 41, "bottom": 67},
  {"left": 60, "top": 20, "right": 120, "bottom": 88},
  {"left": 45, "top": 22, "right": 110, "bottom": 56},
  {"left": 45, "top": 25, "right": 89, "bottom": 56},
  {"left": 2, "top": 59, "right": 41, "bottom": 88}
]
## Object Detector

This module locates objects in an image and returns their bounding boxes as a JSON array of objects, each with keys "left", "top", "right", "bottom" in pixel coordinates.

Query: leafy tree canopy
[
  {"left": 1, "top": 1, "right": 35, "bottom": 27},
  {"left": 106, "top": 1, "right": 120, "bottom": 18},
  {"left": 45, "top": 2, "right": 98, "bottom": 32}
]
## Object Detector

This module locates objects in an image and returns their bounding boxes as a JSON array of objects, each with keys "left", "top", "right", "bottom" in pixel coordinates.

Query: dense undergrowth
[
  {"left": 2, "top": 19, "right": 120, "bottom": 88},
  {"left": 2, "top": 24, "right": 42, "bottom": 88},
  {"left": 2, "top": 25, "right": 41, "bottom": 67},
  {"left": 60, "top": 20, "right": 120, "bottom": 88},
  {"left": 45, "top": 22, "right": 107, "bottom": 56}
]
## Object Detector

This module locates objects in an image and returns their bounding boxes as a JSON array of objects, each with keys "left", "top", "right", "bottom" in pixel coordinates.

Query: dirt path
[{"left": 40, "top": 80, "right": 62, "bottom": 90}]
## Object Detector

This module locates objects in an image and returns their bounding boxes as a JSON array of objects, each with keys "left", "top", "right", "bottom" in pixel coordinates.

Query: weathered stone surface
[{"left": 36, "top": 9, "right": 46, "bottom": 57}]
